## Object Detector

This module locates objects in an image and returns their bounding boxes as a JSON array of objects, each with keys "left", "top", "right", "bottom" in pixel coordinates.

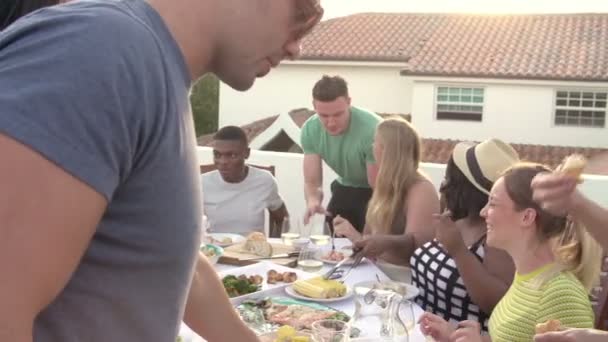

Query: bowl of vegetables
[{"left": 200, "top": 243, "right": 224, "bottom": 265}]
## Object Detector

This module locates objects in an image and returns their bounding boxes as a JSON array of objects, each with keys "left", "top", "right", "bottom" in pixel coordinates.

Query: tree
[{"left": 190, "top": 73, "right": 219, "bottom": 137}]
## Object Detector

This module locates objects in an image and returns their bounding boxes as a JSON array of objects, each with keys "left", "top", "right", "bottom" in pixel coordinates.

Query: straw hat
[{"left": 452, "top": 138, "right": 520, "bottom": 195}]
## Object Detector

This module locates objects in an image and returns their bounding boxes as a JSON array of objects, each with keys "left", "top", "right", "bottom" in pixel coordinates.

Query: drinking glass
[
  {"left": 400, "top": 299, "right": 416, "bottom": 332},
  {"left": 280, "top": 217, "right": 301, "bottom": 245},
  {"left": 311, "top": 319, "right": 350, "bottom": 342},
  {"left": 310, "top": 219, "right": 332, "bottom": 246},
  {"left": 297, "top": 244, "right": 323, "bottom": 273}
]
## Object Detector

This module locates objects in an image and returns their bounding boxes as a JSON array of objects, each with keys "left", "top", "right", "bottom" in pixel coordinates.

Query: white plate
[
  {"left": 284, "top": 284, "right": 354, "bottom": 303},
  {"left": 317, "top": 248, "right": 358, "bottom": 265},
  {"left": 219, "top": 261, "right": 315, "bottom": 305},
  {"left": 206, "top": 233, "right": 246, "bottom": 247}
]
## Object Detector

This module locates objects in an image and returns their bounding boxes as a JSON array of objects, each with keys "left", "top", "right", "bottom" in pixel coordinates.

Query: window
[
  {"left": 555, "top": 90, "right": 606, "bottom": 128},
  {"left": 436, "top": 86, "right": 484, "bottom": 121}
]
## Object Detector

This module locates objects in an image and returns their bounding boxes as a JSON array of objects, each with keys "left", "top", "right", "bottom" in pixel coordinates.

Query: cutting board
[{"left": 219, "top": 242, "right": 297, "bottom": 267}]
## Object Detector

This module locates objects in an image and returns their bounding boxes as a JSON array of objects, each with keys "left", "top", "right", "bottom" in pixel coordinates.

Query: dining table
[{"left": 179, "top": 238, "right": 428, "bottom": 341}]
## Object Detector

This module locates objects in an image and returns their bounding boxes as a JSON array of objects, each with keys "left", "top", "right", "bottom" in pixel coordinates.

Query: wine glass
[
  {"left": 400, "top": 299, "right": 416, "bottom": 333},
  {"left": 280, "top": 217, "right": 300, "bottom": 245},
  {"left": 309, "top": 218, "right": 332, "bottom": 246}
]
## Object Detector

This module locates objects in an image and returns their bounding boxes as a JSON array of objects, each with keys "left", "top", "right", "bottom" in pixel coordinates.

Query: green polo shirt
[{"left": 300, "top": 106, "right": 381, "bottom": 188}]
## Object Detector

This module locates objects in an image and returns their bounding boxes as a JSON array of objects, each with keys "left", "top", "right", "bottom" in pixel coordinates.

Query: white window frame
[
  {"left": 434, "top": 85, "right": 485, "bottom": 122},
  {"left": 553, "top": 89, "right": 607, "bottom": 128}
]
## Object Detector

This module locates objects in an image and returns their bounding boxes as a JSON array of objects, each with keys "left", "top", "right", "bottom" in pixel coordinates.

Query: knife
[{"left": 241, "top": 252, "right": 300, "bottom": 261}]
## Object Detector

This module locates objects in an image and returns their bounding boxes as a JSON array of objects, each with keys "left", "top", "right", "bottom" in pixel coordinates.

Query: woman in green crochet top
[{"left": 419, "top": 163, "right": 602, "bottom": 342}]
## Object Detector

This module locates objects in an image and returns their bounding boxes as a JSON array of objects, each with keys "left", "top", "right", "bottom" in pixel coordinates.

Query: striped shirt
[{"left": 489, "top": 263, "right": 594, "bottom": 342}]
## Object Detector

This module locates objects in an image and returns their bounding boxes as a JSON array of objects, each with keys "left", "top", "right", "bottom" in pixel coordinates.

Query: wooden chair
[{"left": 199, "top": 163, "right": 279, "bottom": 236}]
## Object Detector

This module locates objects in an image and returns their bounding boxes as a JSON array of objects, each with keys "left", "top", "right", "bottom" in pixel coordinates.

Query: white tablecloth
[{"left": 180, "top": 239, "right": 427, "bottom": 341}]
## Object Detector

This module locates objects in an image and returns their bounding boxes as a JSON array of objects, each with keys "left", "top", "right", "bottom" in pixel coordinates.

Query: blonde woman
[
  {"left": 420, "top": 163, "right": 602, "bottom": 342},
  {"left": 333, "top": 116, "right": 439, "bottom": 268}
]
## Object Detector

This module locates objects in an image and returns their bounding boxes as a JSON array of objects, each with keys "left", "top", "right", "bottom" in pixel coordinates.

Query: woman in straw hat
[
  {"left": 420, "top": 163, "right": 602, "bottom": 342},
  {"left": 332, "top": 116, "right": 440, "bottom": 273},
  {"left": 410, "top": 138, "right": 519, "bottom": 332}
]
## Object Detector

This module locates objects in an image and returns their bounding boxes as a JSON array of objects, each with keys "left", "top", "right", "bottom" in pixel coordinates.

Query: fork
[
  {"left": 337, "top": 251, "right": 365, "bottom": 284},
  {"left": 321, "top": 254, "right": 351, "bottom": 280},
  {"left": 330, "top": 223, "right": 336, "bottom": 252}
]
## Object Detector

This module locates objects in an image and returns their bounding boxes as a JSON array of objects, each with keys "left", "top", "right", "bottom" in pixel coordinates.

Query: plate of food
[
  {"left": 236, "top": 297, "right": 350, "bottom": 335},
  {"left": 258, "top": 325, "right": 312, "bottom": 342},
  {"left": 317, "top": 249, "right": 355, "bottom": 265},
  {"left": 285, "top": 277, "right": 353, "bottom": 303},
  {"left": 206, "top": 233, "right": 245, "bottom": 247},
  {"left": 220, "top": 261, "right": 315, "bottom": 304}
]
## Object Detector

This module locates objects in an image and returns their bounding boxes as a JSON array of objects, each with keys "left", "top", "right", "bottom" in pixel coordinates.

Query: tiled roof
[
  {"left": 301, "top": 13, "right": 608, "bottom": 81},
  {"left": 197, "top": 109, "right": 410, "bottom": 146},
  {"left": 197, "top": 115, "right": 279, "bottom": 146},
  {"left": 198, "top": 110, "right": 608, "bottom": 174},
  {"left": 422, "top": 138, "right": 608, "bottom": 172}
]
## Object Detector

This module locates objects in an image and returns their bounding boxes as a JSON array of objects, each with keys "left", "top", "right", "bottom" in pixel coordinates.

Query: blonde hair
[
  {"left": 365, "top": 117, "right": 421, "bottom": 234},
  {"left": 502, "top": 162, "right": 602, "bottom": 290}
]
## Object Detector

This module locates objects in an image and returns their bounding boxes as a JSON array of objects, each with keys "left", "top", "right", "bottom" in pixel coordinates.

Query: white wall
[
  {"left": 410, "top": 77, "right": 608, "bottom": 148},
  {"left": 219, "top": 62, "right": 412, "bottom": 127},
  {"left": 198, "top": 147, "right": 608, "bottom": 225}
]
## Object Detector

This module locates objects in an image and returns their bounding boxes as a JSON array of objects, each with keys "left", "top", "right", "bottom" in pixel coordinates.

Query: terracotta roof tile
[
  {"left": 196, "top": 115, "right": 278, "bottom": 146},
  {"left": 421, "top": 138, "right": 608, "bottom": 171},
  {"left": 198, "top": 111, "right": 608, "bottom": 174},
  {"left": 198, "top": 110, "right": 411, "bottom": 146},
  {"left": 301, "top": 13, "right": 608, "bottom": 81}
]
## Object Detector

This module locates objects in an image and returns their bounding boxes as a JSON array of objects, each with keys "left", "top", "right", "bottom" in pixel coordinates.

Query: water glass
[
  {"left": 280, "top": 217, "right": 301, "bottom": 245},
  {"left": 400, "top": 299, "right": 416, "bottom": 332},
  {"left": 311, "top": 319, "right": 350, "bottom": 342},
  {"left": 310, "top": 219, "right": 332, "bottom": 246},
  {"left": 297, "top": 245, "right": 323, "bottom": 273}
]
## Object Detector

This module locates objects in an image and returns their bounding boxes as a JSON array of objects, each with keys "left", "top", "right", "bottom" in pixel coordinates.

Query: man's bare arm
[
  {"left": 303, "top": 154, "right": 326, "bottom": 223},
  {"left": 0, "top": 134, "right": 106, "bottom": 341},
  {"left": 183, "top": 254, "right": 259, "bottom": 342}
]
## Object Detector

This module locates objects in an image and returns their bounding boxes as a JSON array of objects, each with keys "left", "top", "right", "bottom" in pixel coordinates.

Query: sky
[{"left": 321, "top": 0, "right": 608, "bottom": 19}]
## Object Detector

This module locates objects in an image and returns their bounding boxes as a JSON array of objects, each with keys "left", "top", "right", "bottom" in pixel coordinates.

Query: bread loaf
[{"left": 244, "top": 232, "right": 273, "bottom": 257}]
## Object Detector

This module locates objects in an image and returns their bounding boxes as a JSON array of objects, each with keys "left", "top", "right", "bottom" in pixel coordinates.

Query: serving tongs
[{"left": 322, "top": 249, "right": 365, "bottom": 283}]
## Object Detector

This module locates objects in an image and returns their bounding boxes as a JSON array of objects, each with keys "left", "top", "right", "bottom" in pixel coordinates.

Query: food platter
[
  {"left": 219, "top": 261, "right": 315, "bottom": 304},
  {"left": 236, "top": 297, "right": 350, "bottom": 335}
]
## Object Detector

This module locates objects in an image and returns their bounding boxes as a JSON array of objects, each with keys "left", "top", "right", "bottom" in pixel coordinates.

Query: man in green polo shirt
[{"left": 301, "top": 75, "right": 381, "bottom": 232}]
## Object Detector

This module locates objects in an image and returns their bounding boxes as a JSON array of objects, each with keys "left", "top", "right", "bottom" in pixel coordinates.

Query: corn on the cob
[{"left": 293, "top": 277, "right": 346, "bottom": 299}]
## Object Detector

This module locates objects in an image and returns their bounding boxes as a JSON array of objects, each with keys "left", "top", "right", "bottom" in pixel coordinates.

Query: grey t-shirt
[{"left": 0, "top": 1, "right": 201, "bottom": 341}]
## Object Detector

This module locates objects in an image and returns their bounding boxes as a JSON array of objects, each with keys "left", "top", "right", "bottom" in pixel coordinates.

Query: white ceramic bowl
[{"left": 292, "top": 238, "right": 310, "bottom": 250}]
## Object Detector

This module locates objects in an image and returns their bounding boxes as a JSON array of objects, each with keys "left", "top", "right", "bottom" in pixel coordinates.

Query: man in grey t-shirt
[{"left": 0, "top": 0, "right": 322, "bottom": 341}]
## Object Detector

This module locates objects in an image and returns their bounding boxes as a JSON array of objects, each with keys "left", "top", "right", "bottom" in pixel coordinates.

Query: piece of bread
[
  {"left": 535, "top": 319, "right": 562, "bottom": 334},
  {"left": 244, "top": 232, "right": 273, "bottom": 257},
  {"left": 558, "top": 154, "right": 587, "bottom": 181}
]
